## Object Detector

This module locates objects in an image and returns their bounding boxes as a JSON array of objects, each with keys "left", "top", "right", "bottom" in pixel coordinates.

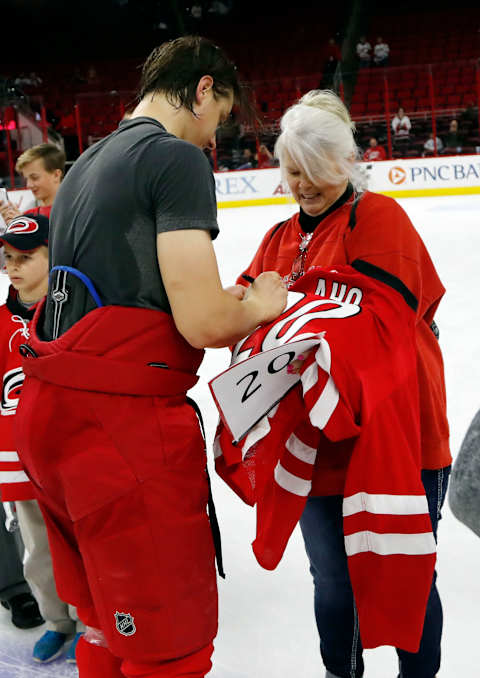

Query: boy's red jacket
[
  {"left": 213, "top": 267, "right": 436, "bottom": 653},
  {"left": 0, "top": 287, "right": 38, "bottom": 501},
  {"left": 24, "top": 205, "right": 52, "bottom": 219}
]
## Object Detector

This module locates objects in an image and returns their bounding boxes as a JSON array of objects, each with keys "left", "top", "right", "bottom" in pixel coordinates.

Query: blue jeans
[{"left": 299, "top": 467, "right": 450, "bottom": 678}]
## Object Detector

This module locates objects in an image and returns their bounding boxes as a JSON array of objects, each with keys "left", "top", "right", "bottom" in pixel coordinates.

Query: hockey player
[
  {"left": 14, "top": 36, "right": 287, "bottom": 678},
  {"left": 235, "top": 90, "right": 450, "bottom": 678},
  {"left": 0, "top": 214, "right": 84, "bottom": 663}
]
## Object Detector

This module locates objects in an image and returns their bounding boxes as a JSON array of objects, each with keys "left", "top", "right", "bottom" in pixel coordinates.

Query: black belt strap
[{"left": 187, "top": 396, "right": 225, "bottom": 579}]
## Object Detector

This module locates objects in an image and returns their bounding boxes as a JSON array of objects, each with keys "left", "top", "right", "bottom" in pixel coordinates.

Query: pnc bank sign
[
  {"left": 388, "top": 167, "right": 407, "bottom": 184},
  {"left": 387, "top": 162, "right": 480, "bottom": 185}
]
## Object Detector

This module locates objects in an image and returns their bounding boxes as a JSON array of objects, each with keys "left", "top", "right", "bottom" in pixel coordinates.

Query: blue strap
[{"left": 49, "top": 265, "right": 104, "bottom": 308}]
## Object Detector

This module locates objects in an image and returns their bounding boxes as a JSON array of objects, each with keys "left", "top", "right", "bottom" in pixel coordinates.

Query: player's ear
[{"left": 195, "top": 75, "right": 214, "bottom": 105}]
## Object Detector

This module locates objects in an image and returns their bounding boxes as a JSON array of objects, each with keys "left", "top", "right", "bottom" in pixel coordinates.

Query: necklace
[
  {"left": 299, "top": 232, "right": 313, "bottom": 252},
  {"left": 285, "top": 187, "right": 361, "bottom": 288},
  {"left": 284, "top": 231, "right": 314, "bottom": 288}
]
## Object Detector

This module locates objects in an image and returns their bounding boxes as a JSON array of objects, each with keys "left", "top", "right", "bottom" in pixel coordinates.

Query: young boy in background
[
  {"left": 0, "top": 214, "right": 84, "bottom": 663},
  {"left": 0, "top": 501, "right": 44, "bottom": 630},
  {"left": 0, "top": 143, "right": 65, "bottom": 224}
]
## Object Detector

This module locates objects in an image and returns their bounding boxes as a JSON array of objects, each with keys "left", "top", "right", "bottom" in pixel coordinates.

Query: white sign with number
[{"left": 209, "top": 337, "right": 321, "bottom": 443}]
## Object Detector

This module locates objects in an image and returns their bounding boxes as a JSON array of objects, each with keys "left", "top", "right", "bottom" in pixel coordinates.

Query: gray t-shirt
[{"left": 47, "top": 116, "right": 218, "bottom": 315}]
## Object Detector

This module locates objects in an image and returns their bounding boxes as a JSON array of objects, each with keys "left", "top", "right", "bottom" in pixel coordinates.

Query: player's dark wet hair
[{"left": 138, "top": 35, "right": 257, "bottom": 125}]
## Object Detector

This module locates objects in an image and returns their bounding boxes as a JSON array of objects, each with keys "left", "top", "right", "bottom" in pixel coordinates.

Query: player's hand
[
  {"left": 0, "top": 201, "right": 21, "bottom": 224},
  {"left": 247, "top": 271, "right": 287, "bottom": 324},
  {"left": 224, "top": 284, "right": 247, "bottom": 300}
]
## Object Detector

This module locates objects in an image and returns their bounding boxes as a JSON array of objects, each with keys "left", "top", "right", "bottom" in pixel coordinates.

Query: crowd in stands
[
  {"left": 421, "top": 119, "right": 468, "bottom": 156},
  {"left": 391, "top": 106, "right": 412, "bottom": 137},
  {"left": 232, "top": 144, "right": 277, "bottom": 171},
  {"left": 362, "top": 137, "right": 387, "bottom": 162},
  {"left": 356, "top": 36, "right": 390, "bottom": 68},
  {"left": 1, "top": 55, "right": 479, "bottom": 180},
  {"left": 359, "top": 110, "right": 478, "bottom": 162},
  {"left": 319, "top": 37, "right": 342, "bottom": 89},
  {"left": 360, "top": 113, "right": 475, "bottom": 162},
  {"left": 0, "top": 5, "right": 479, "bottom": 181}
]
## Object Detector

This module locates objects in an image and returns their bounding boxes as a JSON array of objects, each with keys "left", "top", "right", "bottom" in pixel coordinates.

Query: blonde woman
[{"left": 238, "top": 90, "right": 450, "bottom": 678}]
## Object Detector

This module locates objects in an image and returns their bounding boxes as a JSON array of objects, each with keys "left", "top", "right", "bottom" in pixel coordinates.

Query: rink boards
[
  {"left": 3, "top": 154, "right": 480, "bottom": 219},
  {"left": 213, "top": 154, "right": 480, "bottom": 208}
]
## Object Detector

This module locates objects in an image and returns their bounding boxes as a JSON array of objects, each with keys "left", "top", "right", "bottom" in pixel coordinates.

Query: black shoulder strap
[
  {"left": 351, "top": 259, "right": 419, "bottom": 312},
  {"left": 267, "top": 219, "right": 288, "bottom": 243},
  {"left": 348, "top": 192, "right": 364, "bottom": 231}
]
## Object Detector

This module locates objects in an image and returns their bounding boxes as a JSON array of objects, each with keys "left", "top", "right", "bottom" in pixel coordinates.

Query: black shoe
[{"left": 1, "top": 593, "right": 45, "bottom": 629}]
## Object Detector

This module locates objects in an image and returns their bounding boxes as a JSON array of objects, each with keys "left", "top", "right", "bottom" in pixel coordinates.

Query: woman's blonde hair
[{"left": 274, "top": 90, "right": 366, "bottom": 190}]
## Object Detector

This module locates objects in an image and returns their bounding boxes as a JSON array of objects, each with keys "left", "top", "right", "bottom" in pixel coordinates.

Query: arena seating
[
  {"left": 1, "top": 5, "right": 478, "bottom": 165},
  {"left": 349, "top": 7, "right": 479, "bottom": 156}
]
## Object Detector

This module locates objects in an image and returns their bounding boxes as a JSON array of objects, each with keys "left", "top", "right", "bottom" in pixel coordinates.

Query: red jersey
[
  {"left": 239, "top": 190, "right": 450, "bottom": 492},
  {"left": 363, "top": 146, "right": 387, "bottom": 161},
  {"left": 0, "top": 287, "right": 38, "bottom": 501},
  {"left": 214, "top": 267, "right": 435, "bottom": 652}
]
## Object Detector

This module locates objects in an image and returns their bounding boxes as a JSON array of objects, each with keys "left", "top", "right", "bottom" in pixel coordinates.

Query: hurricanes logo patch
[
  {"left": 114, "top": 611, "right": 136, "bottom": 636},
  {"left": 6, "top": 217, "right": 39, "bottom": 234},
  {"left": 1, "top": 367, "right": 24, "bottom": 416}
]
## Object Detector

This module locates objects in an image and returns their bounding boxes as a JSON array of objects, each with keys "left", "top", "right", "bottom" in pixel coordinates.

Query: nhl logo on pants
[{"left": 114, "top": 611, "right": 136, "bottom": 636}]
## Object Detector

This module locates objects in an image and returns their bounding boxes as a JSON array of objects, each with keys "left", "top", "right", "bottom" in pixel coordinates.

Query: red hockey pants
[{"left": 16, "top": 377, "right": 218, "bottom": 678}]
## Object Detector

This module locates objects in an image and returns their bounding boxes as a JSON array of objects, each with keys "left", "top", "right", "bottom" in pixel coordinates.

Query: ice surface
[
  {"left": 1, "top": 195, "right": 479, "bottom": 676},
  {"left": 0, "top": 625, "right": 77, "bottom": 677}
]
